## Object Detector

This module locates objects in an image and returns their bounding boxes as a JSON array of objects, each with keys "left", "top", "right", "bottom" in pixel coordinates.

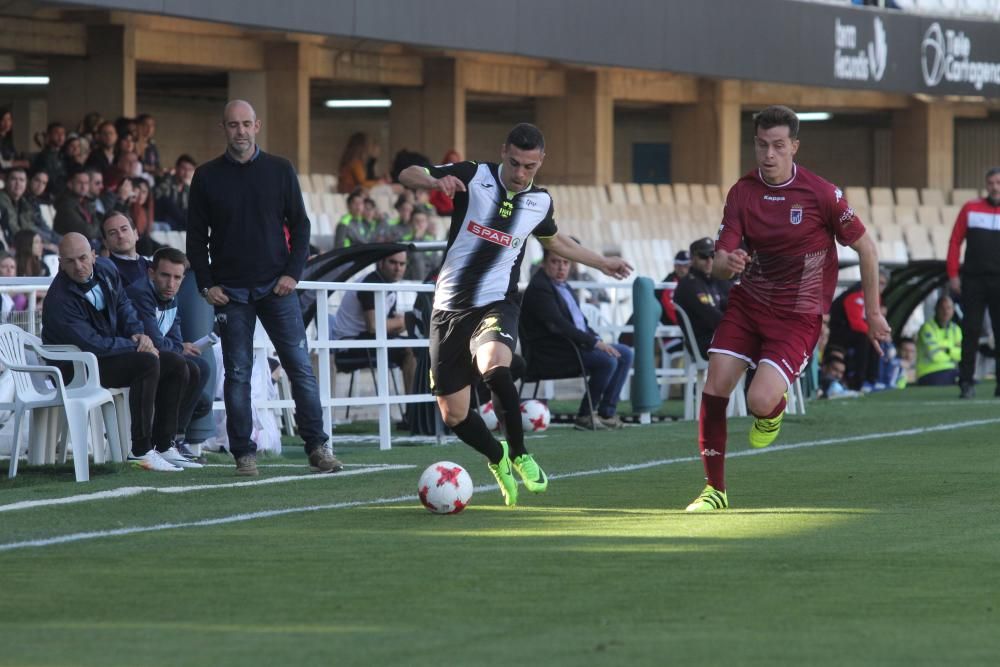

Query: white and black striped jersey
[{"left": 427, "top": 161, "right": 557, "bottom": 311}]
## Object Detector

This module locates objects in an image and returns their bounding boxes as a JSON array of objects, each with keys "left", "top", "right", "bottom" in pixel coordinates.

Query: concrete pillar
[
  {"left": 47, "top": 24, "right": 136, "bottom": 127},
  {"left": 228, "top": 71, "right": 269, "bottom": 152},
  {"left": 421, "top": 59, "right": 466, "bottom": 161},
  {"left": 891, "top": 100, "right": 954, "bottom": 190},
  {"left": 264, "top": 42, "right": 311, "bottom": 173},
  {"left": 389, "top": 87, "right": 425, "bottom": 162},
  {"left": 671, "top": 79, "right": 741, "bottom": 187},
  {"left": 535, "top": 70, "right": 614, "bottom": 185},
  {"left": 11, "top": 98, "right": 46, "bottom": 157}
]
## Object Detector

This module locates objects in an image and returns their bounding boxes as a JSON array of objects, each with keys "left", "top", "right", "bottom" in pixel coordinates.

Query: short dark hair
[
  {"left": 175, "top": 154, "right": 196, "bottom": 168},
  {"left": 505, "top": 123, "right": 545, "bottom": 151},
  {"left": 46, "top": 121, "right": 65, "bottom": 134},
  {"left": 347, "top": 188, "right": 364, "bottom": 205},
  {"left": 101, "top": 212, "right": 136, "bottom": 238},
  {"left": 754, "top": 105, "right": 800, "bottom": 140},
  {"left": 84, "top": 166, "right": 104, "bottom": 179},
  {"left": 136, "top": 113, "right": 153, "bottom": 123},
  {"left": 152, "top": 247, "right": 188, "bottom": 270},
  {"left": 986, "top": 166, "right": 1000, "bottom": 180},
  {"left": 6, "top": 167, "right": 27, "bottom": 179}
]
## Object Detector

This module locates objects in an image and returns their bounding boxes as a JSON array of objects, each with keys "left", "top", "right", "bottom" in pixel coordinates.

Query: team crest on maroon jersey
[{"left": 790, "top": 204, "right": 804, "bottom": 225}]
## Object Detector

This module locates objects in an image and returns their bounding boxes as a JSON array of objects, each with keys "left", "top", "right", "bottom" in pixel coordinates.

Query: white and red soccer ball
[
  {"left": 480, "top": 400, "right": 499, "bottom": 432},
  {"left": 418, "top": 461, "right": 474, "bottom": 514},
  {"left": 520, "top": 399, "right": 550, "bottom": 432}
]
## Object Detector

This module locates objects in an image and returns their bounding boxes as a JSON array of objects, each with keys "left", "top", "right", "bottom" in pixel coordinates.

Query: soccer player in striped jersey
[{"left": 400, "top": 123, "right": 631, "bottom": 506}]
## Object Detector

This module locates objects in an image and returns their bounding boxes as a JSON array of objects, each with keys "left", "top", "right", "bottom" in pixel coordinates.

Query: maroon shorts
[{"left": 708, "top": 293, "right": 823, "bottom": 387}]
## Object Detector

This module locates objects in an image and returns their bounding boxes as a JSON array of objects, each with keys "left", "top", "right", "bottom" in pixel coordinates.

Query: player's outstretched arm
[
  {"left": 850, "top": 232, "right": 892, "bottom": 354},
  {"left": 398, "top": 165, "right": 466, "bottom": 198},
  {"left": 539, "top": 234, "right": 632, "bottom": 279}
]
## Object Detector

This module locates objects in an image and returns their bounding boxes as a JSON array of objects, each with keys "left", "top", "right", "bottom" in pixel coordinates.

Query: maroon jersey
[{"left": 717, "top": 164, "right": 866, "bottom": 315}]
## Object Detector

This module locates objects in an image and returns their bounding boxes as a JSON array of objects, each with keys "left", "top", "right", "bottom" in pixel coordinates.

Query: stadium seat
[
  {"left": 673, "top": 183, "right": 691, "bottom": 206},
  {"left": 704, "top": 184, "right": 723, "bottom": 206},
  {"left": 916, "top": 205, "right": 942, "bottom": 227},
  {"left": 656, "top": 184, "right": 675, "bottom": 206},
  {"left": 298, "top": 174, "right": 312, "bottom": 194},
  {"left": 940, "top": 205, "right": 961, "bottom": 227},
  {"left": 640, "top": 183, "right": 659, "bottom": 204},
  {"left": 894, "top": 205, "right": 917, "bottom": 226},
  {"left": 687, "top": 184, "right": 707, "bottom": 206},
  {"left": 673, "top": 304, "right": 746, "bottom": 420},
  {"left": 929, "top": 226, "right": 953, "bottom": 259},
  {"left": 870, "top": 187, "right": 894, "bottom": 206},
  {"left": 903, "top": 225, "right": 934, "bottom": 260},
  {"left": 607, "top": 183, "right": 627, "bottom": 205},
  {"left": 920, "top": 188, "right": 946, "bottom": 207},
  {"left": 869, "top": 204, "right": 894, "bottom": 228},
  {"left": 845, "top": 186, "right": 869, "bottom": 208},
  {"left": 624, "top": 183, "right": 643, "bottom": 205},
  {"left": 895, "top": 188, "right": 920, "bottom": 207},
  {"left": 951, "top": 188, "right": 979, "bottom": 205}
]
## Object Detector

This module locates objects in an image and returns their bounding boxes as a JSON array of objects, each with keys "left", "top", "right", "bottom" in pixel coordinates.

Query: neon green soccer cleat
[
  {"left": 749, "top": 400, "right": 786, "bottom": 449},
  {"left": 488, "top": 440, "right": 518, "bottom": 506},
  {"left": 685, "top": 484, "right": 729, "bottom": 512},
  {"left": 512, "top": 453, "right": 548, "bottom": 493}
]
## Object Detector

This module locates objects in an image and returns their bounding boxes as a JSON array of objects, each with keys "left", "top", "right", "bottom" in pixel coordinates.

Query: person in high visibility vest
[{"left": 916, "top": 295, "right": 962, "bottom": 386}]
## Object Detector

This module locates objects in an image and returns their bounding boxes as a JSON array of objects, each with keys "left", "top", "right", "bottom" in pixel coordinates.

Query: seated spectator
[
  {"left": 102, "top": 212, "right": 150, "bottom": 285},
  {"left": 658, "top": 250, "right": 691, "bottom": 326},
  {"left": 54, "top": 170, "right": 100, "bottom": 240},
  {"left": 334, "top": 189, "right": 376, "bottom": 248},
  {"left": 85, "top": 166, "right": 112, "bottom": 221},
  {"left": 337, "top": 132, "right": 383, "bottom": 193},
  {"left": 28, "top": 169, "right": 52, "bottom": 205},
  {"left": 400, "top": 208, "right": 437, "bottom": 281},
  {"left": 61, "top": 133, "right": 86, "bottom": 175},
  {"left": 105, "top": 149, "right": 140, "bottom": 193},
  {"left": 330, "top": 251, "right": 416, "bottom": 392},
  {"left": 42, "top": 233, "right": 199, "bottom": 471},
  {"left": 30, "top": 122, "right": 68, "bottom": 196},
  {"left": 135, "top": 113, "right": 162, "bottom": 177},
  {"left": 898, "top": 336, "right": 917, "bottom": 386},
  {"left": 13, "top": 229, "right": 49, "bottom": 279},
  {"left": 0, "top": 108, "right": 28, "bottom": 169},
  {"left": 130, "top": 177, "right": 154, "bottom": 239},
  {"left": 520, "top": 248, "right": 634, "bottom": 430},
  {"left": 818, "top": 347, "right": 852, "bottom": 398},
  {"left": 0, "top": 251, "right": 23, "bottom": 313},
  {"left": 126, "top": 247, "right": 211, "bottom": 461},
  {"left": 672, "top": 237, "right": 724, "bottom": 358},
  {"left": 828, "top": 268, "right": 890, "bottom": 389},
  {"left": 84, "top": 120, "right": 117, "bottom": 176},
  {"left": 154, "top": 154, "right": 196, "bottom": 230},
  {"left": 916, "top": 295, "right": 962, "bottom": 386},
  {"left": 0, "top": 168, "right": 41, "bottom": 239}
]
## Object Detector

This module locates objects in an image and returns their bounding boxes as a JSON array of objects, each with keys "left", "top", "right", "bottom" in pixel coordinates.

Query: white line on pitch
[
  {"left": 0, "top": 464, "right": 415, "bottom": 514},
  {"left": 1, "top": 417, "right": 997, "bottom": 553}
]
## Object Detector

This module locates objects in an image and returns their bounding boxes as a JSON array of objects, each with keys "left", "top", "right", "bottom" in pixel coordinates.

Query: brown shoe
[
  {"left": 235, "top": 454, "right": 259, "bottom": 477},
  {"left": 598, "top": 415, "right": 625, "bottom": 429},
  {"left": 574, "top": 415, "right": 607, "bottom": 431},
  {"left": 308, "top": 446, "right": 344, "bottom": 473}
]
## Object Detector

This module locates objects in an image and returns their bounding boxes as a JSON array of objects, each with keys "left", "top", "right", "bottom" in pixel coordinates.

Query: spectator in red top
[
  {"left": 827, "top": 267, "right": 890, "bottom": 390},
  {"left": 429, "top": 150, "right": 461, "bottom": 215},
  {"left": 946, "top": 166, "right": 1000, "bottom": 399},
  {"left": 658, "top": 250, "right": 691, "bottom": 326}
]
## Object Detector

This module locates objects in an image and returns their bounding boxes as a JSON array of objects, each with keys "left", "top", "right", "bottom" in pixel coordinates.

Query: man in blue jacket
[
  {"left": 126, "top": 247, "right": 212, "bottom": 462},
  {"left": 42, "top": 232, "right": 197, "bottom": 472}
]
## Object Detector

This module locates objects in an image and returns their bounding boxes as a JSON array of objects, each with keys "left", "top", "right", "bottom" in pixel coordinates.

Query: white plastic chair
[
  {"left": 0, "top": 324, "right": 123, "bottom": 482},
  {"left": 673, "top": 304, "right": 747, "bottom": 420}
]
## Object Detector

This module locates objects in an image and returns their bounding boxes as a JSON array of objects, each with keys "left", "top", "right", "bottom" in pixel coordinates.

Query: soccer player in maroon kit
[{"left": 685, "top": 105, "right": 892, "bottom": 512}]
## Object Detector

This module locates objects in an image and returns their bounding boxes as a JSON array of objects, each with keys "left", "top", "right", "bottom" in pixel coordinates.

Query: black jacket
[
  {"left": 519, "top": 269, "right": 598, "bottom": 377},
  {"left": 41, "top": 257, "right": 144, "bottom": 356},
  {"left": 673, "top": 267, "right": 724, "bottom": 358}
]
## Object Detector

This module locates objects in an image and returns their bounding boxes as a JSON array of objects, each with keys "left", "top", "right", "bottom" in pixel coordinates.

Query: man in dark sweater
[
  {"left": 103, "top": 213, "right": 150, "bottom": 285},
  {"left": 187, "top": 99, "right": 342, "bottom": 476}
]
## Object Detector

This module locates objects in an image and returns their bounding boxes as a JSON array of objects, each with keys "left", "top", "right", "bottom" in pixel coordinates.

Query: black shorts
[{"left": 429, "top": 298, "right": 519, "bottom": 396}]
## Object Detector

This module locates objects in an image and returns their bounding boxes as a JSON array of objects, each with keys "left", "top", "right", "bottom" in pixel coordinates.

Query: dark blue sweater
[
  {"left": 42, "top": 257, "right": 144, "bottom": 356},
  {"left": 186, "top": 149, "right": 310, "bottom": 290},
  {"left": 126, "top": 276, "right": 184, "bottom": 354}
]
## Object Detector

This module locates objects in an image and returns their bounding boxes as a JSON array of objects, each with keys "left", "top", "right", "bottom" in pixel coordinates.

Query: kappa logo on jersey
[
  {"left": 790, "top": 204, "right": 804, "bottom": 225},
  {"left": 763, "top": 194, "right": 786, "bottom": 202},
  {"left": 834, "top": 187, "right": 843, "bottom": 202},
  {"left": 468, "top": 221, "right": 516, "bottom": 247}
]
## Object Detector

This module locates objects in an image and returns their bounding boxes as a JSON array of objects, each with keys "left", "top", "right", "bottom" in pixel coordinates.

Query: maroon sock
[
  {"left": 699, "top": 393, "right": 729, "bottom": 491},
  {"left": 757, "top": 395, "right": 787, "bottom": 420}
]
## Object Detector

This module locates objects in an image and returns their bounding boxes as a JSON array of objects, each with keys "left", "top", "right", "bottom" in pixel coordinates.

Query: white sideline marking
[
  {"left": 1, "top": 418, "right": 997, "bottom": 553},
  {"left": 0, "top": 464, "right": 415, "bottom": 514}
]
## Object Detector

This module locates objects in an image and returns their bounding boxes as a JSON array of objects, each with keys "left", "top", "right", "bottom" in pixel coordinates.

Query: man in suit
[{"left": 520, "top": 248, "right": 633, "bottom": 430}]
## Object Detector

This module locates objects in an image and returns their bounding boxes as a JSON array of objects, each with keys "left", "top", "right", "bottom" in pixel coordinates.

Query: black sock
[
  {"left": 482, "top": 366, "right": 525, "bottom": 459},
  {"left": 451, "top": 412, "right": 503, "bottom": 464}
]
